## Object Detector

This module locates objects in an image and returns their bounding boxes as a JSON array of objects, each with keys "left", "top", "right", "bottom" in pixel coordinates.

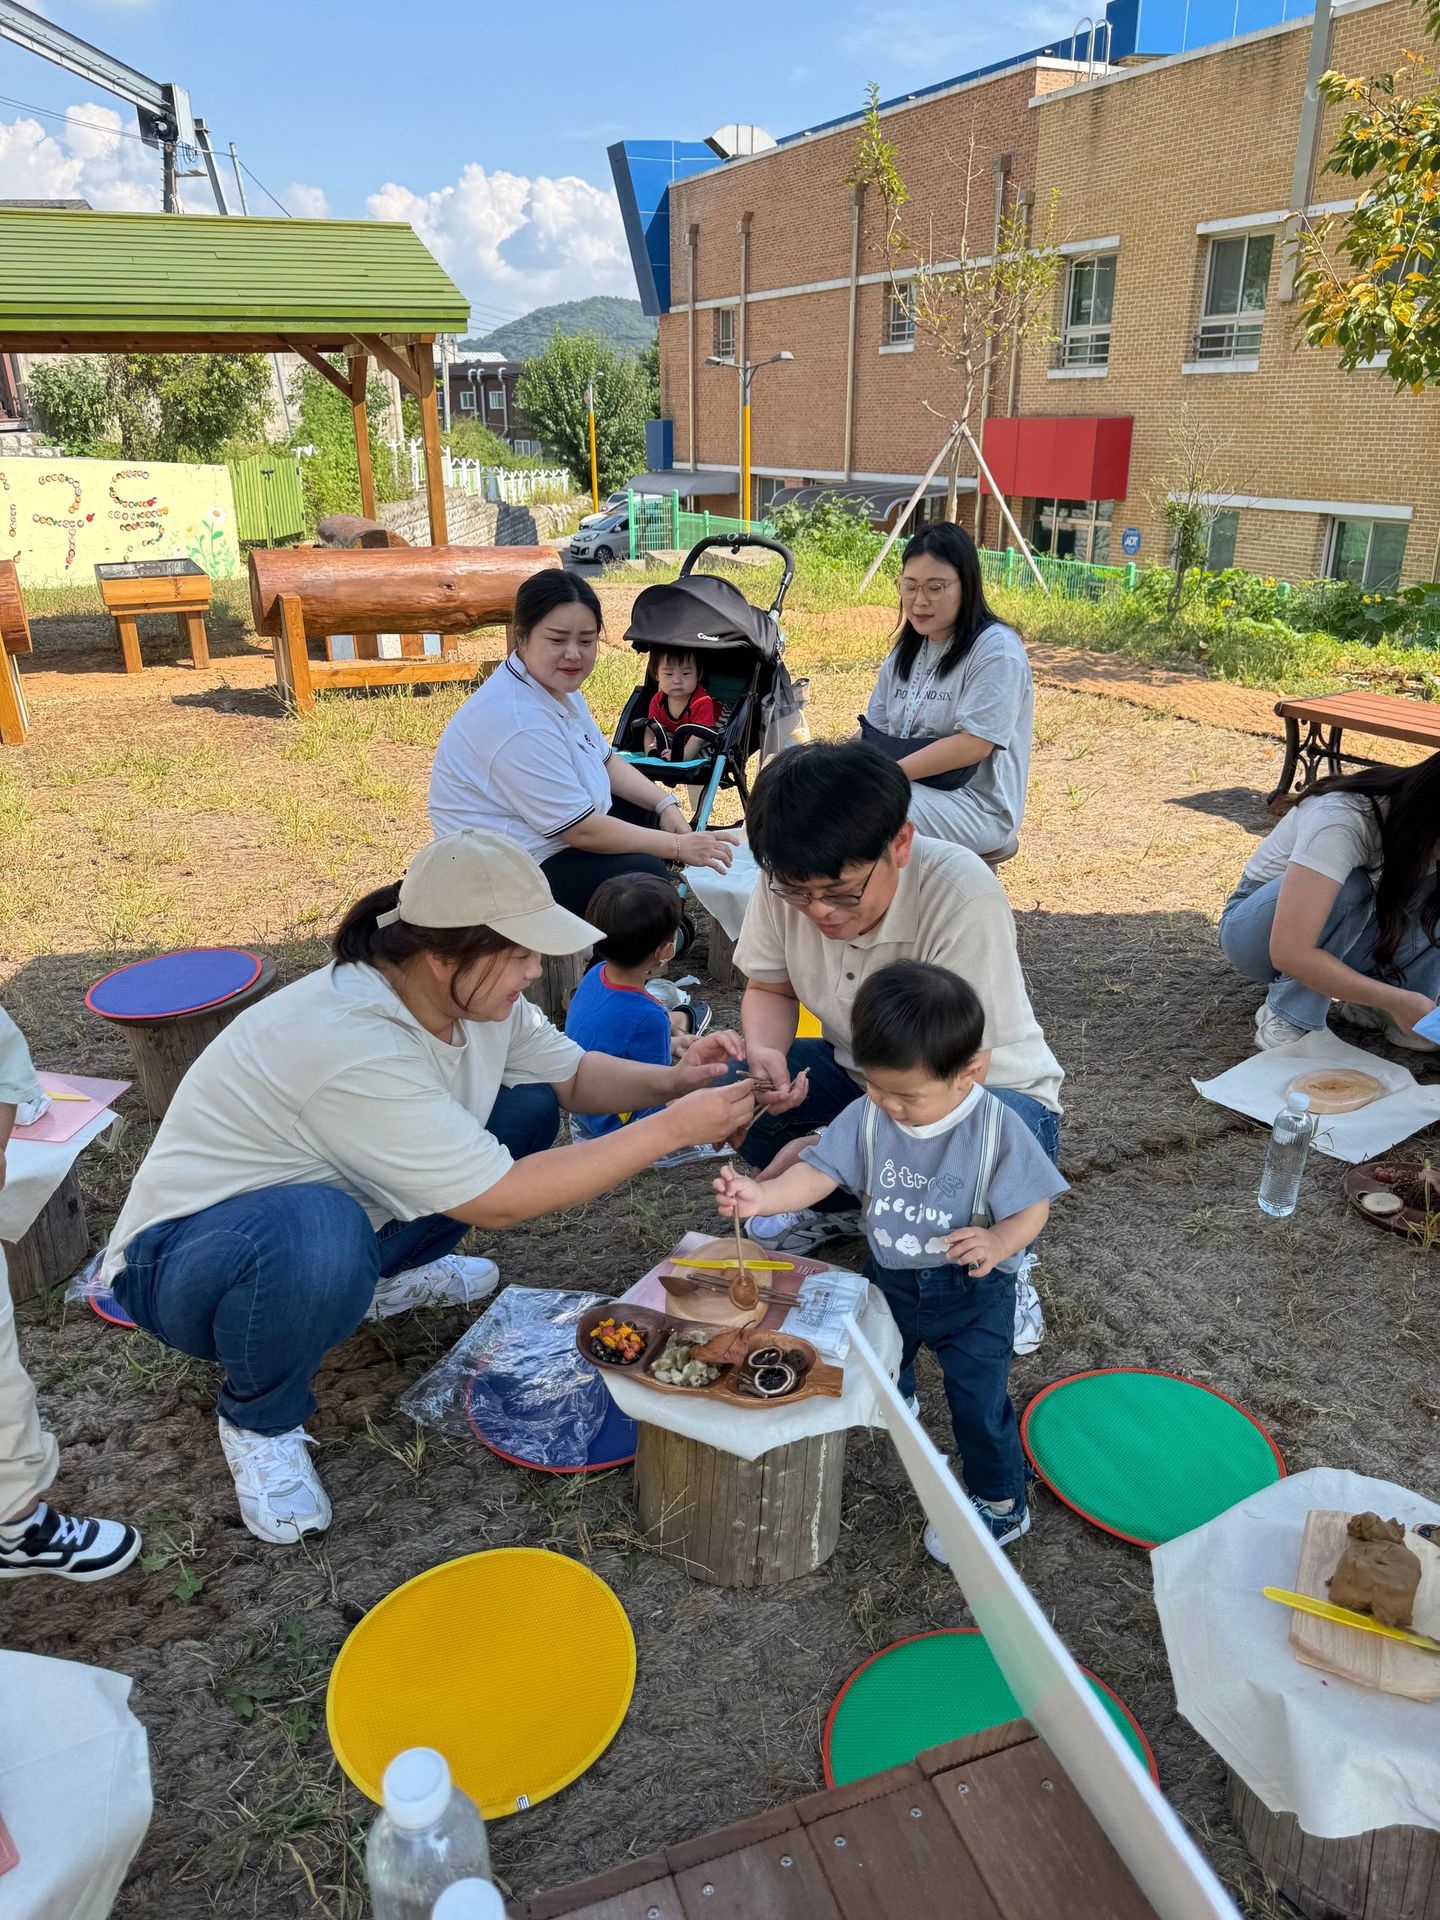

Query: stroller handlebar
[{"left": 679, "top": 534, "right": 795, "bottom": 616}]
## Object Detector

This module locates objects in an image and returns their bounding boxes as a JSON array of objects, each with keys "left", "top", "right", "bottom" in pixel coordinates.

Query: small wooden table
[
  {"left": 514, "top": 1721, "right": 1160, "bottom": 1919},
  {"left": 94, "top": 558, "right": 212, "bottom": 672},
  {"left": 1268, "top": 691, "right": 1440, "bottom": 807}
]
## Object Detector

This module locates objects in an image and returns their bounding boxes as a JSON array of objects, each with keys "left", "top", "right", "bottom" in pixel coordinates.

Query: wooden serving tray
[
  {"left": 1342, "top": 1160, "right": 1440, "bottom": 1244},
  {"left": 578, "top": 1304, "right": 844, "bottom": 1410},
  {"left": 1289, "top": 1509, "right": 1440, "bottom": 1702}
]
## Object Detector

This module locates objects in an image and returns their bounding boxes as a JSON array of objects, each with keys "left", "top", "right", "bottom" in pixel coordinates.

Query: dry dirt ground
[{"left": 2, "top": 598, "right": 1437, "bottom": 1918}]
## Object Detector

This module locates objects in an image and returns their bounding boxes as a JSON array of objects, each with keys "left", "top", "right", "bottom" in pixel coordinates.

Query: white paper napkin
[{"left": 1193, "top": 1030, "right": 1440, "bottom": 1164}]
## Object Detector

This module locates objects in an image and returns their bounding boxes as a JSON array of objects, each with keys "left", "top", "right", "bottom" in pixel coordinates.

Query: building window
[
  {"left": 713, "top": 308, "right": 736, "bottom": 360},
  {"left": 1197, "top": 233, "right": 1273, "bottom": 360},
  {"left": 512, "top": 437, "right": 541, "bottom": 457},
  {"left": 487, "top": 389, "right": 504, "bottom": 411},
  {"left": 753, "top": 476, "right": 785, "bottom": 512},
  {"left": 1206, "top": 509, "right": 1239, "bottom": 571},
  {"left": 1031, "top": 498, "right": 1113, "bottom": 565},
  {"left": 1329, "top": 517, "right": 1407, "bottom": 591},
  {"left": 1061, "top": 254, "right": 1115, "bottom": 367},
  {"left": 458, "top": 389, "right": 477, "bottom": 412},
  {"left": 884, "top": 284, "right": 916, "bottom": 347}
]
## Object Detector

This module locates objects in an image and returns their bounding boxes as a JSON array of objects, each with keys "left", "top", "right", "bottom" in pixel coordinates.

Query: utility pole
[{"left": 228, "top": 140, "right": 249, "bottom": 214}]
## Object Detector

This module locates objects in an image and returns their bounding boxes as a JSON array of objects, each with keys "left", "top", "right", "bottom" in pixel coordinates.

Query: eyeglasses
[
  {"left": 768, "top": 855, "right": 882, "bottom": 911},
  {"left": 899, "top": 578, "right": 960, "bottom": 603}
]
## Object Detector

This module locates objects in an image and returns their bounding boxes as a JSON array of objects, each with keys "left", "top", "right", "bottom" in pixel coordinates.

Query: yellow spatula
[
  {"left": 1263, "top": 1586, "right": 1440, "bottom": 1654},
  {"left": 671, "top": 1257, "right": 794, "bottom": 1273}
]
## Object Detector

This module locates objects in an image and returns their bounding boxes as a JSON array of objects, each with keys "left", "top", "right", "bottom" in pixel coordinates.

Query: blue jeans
[
  {"left": 740, "top": 1038, "right": 1061, "bottom": 1204},
  {"left": 1219, "top": 869, "right": 1440, "bottom": 1031},
  {"left": 111, "top": 1082, "right": 559, "bottom": 1435},
  {"left": 867, "top": 1256, "right": 1025, "bottom": 1505}
]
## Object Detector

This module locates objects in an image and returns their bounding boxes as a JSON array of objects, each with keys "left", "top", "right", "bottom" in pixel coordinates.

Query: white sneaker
[
  {"left": 218, "top": 1418, "right": 332, "bottom": 1545},
  {"left": 748, "top": 1208, "right": 864, "bottom": 1252},
  {"left": 1336, "top": 1001, "right": 1438, "bottom": 1051},
  {"left": 1013, "top": 1262, "right": 1045, "bottom": 1356},
  {"left": 1254, "top": 1003, "right": 1308, "bottom": 1050},
  {"left": 365, "top": 1253, "right": 499, "bottom": 1320},
  {"left": 904, "top": 1393, "right": 920, "bottom": 1418}
]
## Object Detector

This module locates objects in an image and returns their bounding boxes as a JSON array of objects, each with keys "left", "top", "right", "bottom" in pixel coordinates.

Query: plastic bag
[
  {"left": 780, "top": 1266, "right": 869, "bottom": 1360},
  {"left": 398, "top": 1286, "right": 612, "bottom": 1468},
  {"left": 759, "top": 662, "right": 810, "bottom": 763}
]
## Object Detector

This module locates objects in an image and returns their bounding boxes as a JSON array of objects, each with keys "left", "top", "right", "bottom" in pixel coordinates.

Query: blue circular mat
[
  {"left": 466, "top": 1368, "right": 638, "bottom": 1474},
  {"left": 86, "top": 948, "right": 262, "bottom": 1021}
]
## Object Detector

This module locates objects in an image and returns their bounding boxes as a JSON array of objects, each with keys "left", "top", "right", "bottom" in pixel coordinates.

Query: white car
[
  {"left": 569, "top": 507, "right": 628, "bottom": 564},
  {"left": 576, "top": 491, "right": 629, "bottom": 531}
]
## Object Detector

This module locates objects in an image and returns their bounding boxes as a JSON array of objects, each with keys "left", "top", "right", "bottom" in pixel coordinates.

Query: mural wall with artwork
[{"left": 0, "top": 457, "right": 241, "bottom": 588}]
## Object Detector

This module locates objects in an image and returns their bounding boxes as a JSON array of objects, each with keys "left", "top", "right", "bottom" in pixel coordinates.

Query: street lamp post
[{"left": 705, "top": 349, "right": 793, "bottom": 528}]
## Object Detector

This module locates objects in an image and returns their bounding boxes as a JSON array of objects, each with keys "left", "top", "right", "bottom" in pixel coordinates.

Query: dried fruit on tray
[
  {"left": 650, "top": 1328, "right": 721, "bottom": 1388},
  {"left": 587, "top": 1316, "right": 647, "bottom": 1365}
]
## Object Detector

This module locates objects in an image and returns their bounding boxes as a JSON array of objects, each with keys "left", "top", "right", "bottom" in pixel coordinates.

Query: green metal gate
[{"left": 229, "top": 451, "right": 306, "bottom": 545}]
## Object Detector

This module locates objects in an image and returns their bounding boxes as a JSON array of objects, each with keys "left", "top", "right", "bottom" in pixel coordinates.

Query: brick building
[
  {"left": 620, "top": 0, "right": 1440, "bottom": 589},
  {"left": 445, "top": 353, "right": 544, "bottom": 457}
]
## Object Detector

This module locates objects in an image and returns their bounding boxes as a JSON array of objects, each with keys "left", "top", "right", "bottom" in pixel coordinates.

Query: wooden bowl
[{"left": 1342, "top": 1160, "right": 1440, "bottom": 1243}]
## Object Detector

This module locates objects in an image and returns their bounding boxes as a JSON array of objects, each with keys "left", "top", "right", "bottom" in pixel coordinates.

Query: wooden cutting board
[{"left": 1289, "top": 1509, "right": 1440, "bottom": 1702}]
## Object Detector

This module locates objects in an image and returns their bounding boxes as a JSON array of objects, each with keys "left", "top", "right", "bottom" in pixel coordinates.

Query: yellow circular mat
[{"left": 326, "top": 1549, "right": 635, "bottom": 1820}]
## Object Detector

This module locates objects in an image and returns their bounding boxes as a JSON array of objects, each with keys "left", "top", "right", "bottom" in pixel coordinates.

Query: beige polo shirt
[{"left": 734, "top": 836, "right": 1063, "bottom": 1112}]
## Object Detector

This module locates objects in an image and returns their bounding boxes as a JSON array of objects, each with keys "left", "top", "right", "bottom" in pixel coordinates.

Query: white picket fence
[{"left": 385, "top": 438, "right": 572, "bottom": 503}]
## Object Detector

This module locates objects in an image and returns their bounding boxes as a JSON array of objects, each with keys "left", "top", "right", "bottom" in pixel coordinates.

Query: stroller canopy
[{"left": 624, "top": 574, "right": 783, "bottom": 662}]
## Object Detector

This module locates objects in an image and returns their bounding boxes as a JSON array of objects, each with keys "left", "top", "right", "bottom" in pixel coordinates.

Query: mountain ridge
[{"left": 462, "top": 296, "right": 656, "bottom": 362}]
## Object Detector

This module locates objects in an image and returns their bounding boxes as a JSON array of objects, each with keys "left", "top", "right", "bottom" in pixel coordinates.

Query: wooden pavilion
[{"left": 0, "top": 206, "right": 468, "bottom": 544}]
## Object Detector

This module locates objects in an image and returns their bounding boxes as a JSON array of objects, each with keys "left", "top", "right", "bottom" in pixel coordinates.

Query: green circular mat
[
  {"left": 1021, "top": 1368, "right": 1284, "bottom": 1549},
  {"left": 823, "top": 1629, "right": 1156, "bottom": 1786}
]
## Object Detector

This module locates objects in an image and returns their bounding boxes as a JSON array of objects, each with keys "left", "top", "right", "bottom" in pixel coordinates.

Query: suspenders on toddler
[{"left": 862, "top": 1089, "right": 1004, "bottom": 1234}]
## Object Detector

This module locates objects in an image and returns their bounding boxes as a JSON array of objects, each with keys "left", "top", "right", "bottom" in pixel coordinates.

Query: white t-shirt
[
  {"left": 1241, "top": 793, "right": 1383, "bottom": 889},
  {"left": 102, "top": 962, "right": 584, "bottom": 1278},
  {"left": 734, "top": 835, "right": 1064, "bottom": 1112},
  {"left": 866, "top": 622, "right": 1033, "bottom": 838},
  {"left": 428, "top": 656, "right": 615, "bottom": 863}
]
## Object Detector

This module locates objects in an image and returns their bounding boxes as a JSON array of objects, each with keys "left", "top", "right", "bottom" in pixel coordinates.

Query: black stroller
[{"left": 611, "top": 533, "right": 799, "bottom": 830}]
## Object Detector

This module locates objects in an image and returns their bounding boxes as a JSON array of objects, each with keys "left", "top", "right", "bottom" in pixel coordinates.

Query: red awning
[{"left": 979, "top": 416, "right": 1133, "bottom": 501}]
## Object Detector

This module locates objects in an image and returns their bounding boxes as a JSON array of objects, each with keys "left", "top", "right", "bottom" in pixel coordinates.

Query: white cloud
[
  {"left": 839, "top": 1, "right": 1082, "bottom": 73},
  {"left": 0, "top": 102, "right": 163, "bottom": 211},
  {"left": 284, "top": 181, "right": 330, "bottom": 218},
  {"left": 367, "top": 162, "right": 633, "bottom": 319}
]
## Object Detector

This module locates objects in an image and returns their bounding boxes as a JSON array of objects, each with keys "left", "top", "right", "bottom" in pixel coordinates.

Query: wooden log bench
[
  {"left": 515, "top": 1720, "right": 1161, "bottom": 1919},
  {"left": 1268, "top": 690, "right": 1440, "bottom": 808},
  {"left": 95, "top": 559, "right": 211, "bottom": 672},
  {"left": 0, "top": 557, "right": 32, "bottom": 747}
]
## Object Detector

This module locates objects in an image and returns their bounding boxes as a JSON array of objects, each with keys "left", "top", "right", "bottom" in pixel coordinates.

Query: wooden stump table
[
  {"left": 635, "top": 1424, "right": 847, "bottom": 1587},
  {"left": 86, "top": 951, "right": 279, "bottom": 1121},
  {"left": 1227, "top": 1770, "right": 1440, "bottom": 1920},
  {"left": 1, "top": 1172, "right": 89, "bottom": 1305},
  {"left": 527, "top": 950, "right": 588, "bottom": 1026},
  {"left": 95, "top": 558, "right": 211, "bottom": 672}
]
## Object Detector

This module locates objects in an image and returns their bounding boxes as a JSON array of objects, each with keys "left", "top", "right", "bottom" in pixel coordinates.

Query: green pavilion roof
[{"left": 0, "top": 208, "right": 468, "bottom": 347}]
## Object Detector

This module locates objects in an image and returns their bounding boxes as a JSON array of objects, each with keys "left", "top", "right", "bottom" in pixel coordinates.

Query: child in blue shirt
[
  {"left": 717, "top": 960, "right": 1067, "bottom": 1556},
  {"left": 565, "top": 874, "right": 687, "bottom": 1138}
]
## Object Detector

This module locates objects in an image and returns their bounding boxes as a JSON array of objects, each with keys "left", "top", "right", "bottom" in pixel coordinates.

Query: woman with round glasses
[{"left": 862, "top": 523, "right": 1033, "bottom": 861}]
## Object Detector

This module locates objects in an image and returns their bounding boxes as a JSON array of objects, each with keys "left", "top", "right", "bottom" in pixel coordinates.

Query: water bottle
[
  {"left": 432, "top": 1883, "right": 505, "bottom": 1919},
  {"left": 1258, "top": 1090, "right": 1315, "bottom": 1217},
  {"left": 367, "top": 1749, "right": 493, "bottom": 1920}
]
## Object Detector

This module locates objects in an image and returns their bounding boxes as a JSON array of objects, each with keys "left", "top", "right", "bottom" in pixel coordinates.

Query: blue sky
[{"left": 0, "top": 0, "right": 1078, "bottom": 327}]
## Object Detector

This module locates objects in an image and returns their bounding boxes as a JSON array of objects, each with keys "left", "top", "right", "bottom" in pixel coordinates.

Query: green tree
[
  {"left": 289, "top": 360, "right": 406, "bottom": 529},
  {"left": 109, "top": 353, "right": 273, "bottom": 461},
  {"left": 25, "top": 356, "right": 113, "bottom": 452},
  {"left": 515, "top": 332, "right": 650, "bottom": 494},
  {"left": 1295, "top": 0, "right": 1440, "bottom": 387}
]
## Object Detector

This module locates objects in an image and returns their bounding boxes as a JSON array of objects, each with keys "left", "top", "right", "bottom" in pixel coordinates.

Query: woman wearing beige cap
[{"left": 101, "top": 830, "right": 753, "bottom": 1547}]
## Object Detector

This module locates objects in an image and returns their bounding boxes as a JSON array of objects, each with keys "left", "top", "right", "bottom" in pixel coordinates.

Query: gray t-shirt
[
  {"left": 801, "top": 1085, "right": 1068, "bottom": 1272},
  {"left": 865, "top": 621, "right": 1033, "bottom": 838}
]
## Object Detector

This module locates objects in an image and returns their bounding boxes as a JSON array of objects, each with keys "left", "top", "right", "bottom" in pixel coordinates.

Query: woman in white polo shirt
[
  {"left": 103, "top": 831, "right": 753, "bottom": 1548},
  {"left": 862, "top": 524, "right": 1033, "bottom": 862},
  {"left": 1219, "top": 752, "right": 1440, "bottom": 1050},
  {"left": 429, "top": 571, "right": 736, "bottom": 918}
]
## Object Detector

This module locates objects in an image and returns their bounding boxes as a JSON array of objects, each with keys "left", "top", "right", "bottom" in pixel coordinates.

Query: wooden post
[
  {"left": 115, "top": 614, "right": 143, "bottom": 674},
  {"left": 1226, "top": 1769, "right": 1440, "bottom": 1920},
  {"left": 350, "top": 350, "right": 377, "bottom": 520},
  {"left": 179, "top": 610, "right": 210, "bottom": 669},
  {"left": 413, "top": 339, "right": 449, "bottom": 548},
  {"left": 0, "top": 648, "right": 26, "bottom": 747},
  {"left": 634, "top": 1425, "right": 847, "bottom": 1587},
  {"left": 527, "top": 950, "right": 588, "bottom": 1026},
  {"left": 2, "top": 1172, "right": 89, "bottom": 1305},
  {"left": 277, "top": 594, "right": 314, "bottom": 713},
  {"left": 706, "top": 914, "right": 740, "bottom": 990}
]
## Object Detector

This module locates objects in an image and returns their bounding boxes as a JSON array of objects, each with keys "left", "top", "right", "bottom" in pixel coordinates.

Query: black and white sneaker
[{"left": 0, "top": 1501, "right": 142, "bottom": 1582}]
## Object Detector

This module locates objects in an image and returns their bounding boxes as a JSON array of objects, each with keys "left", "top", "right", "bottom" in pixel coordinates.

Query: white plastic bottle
[
  {"left": 367, "top": 1749, "right": 493, "bottom": 1920},
  {"left": 1258, "top": 1089, "right": 1316, "bottom": 1217},
  {"left": 432, "top": 1882, "right": 505, "bottom": 1919}
]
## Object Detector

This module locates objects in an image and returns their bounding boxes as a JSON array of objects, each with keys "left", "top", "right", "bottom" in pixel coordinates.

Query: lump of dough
[{"left": 1328, "top": 1511, "right": 1422, "bottom": 1628}]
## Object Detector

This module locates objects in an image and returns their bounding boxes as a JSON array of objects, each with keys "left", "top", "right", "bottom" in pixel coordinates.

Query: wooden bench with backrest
[{"left": 1268, "top": 690, "right": 1440, "bottom": 809}]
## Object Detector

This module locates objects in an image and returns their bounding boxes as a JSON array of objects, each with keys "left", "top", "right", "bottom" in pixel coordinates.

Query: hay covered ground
[{"left": 2, "top": 586, "right": 1436, "bottom": 1918}]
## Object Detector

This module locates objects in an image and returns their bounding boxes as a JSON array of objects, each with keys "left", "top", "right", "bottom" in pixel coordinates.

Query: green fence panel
[{"left": 229, "top": 451, "right": 306, "bottom": 545}]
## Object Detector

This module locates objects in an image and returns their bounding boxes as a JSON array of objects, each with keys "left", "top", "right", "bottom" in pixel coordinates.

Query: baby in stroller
[{"left": 641, "top": 648, "right": 720, "bottom": 765}]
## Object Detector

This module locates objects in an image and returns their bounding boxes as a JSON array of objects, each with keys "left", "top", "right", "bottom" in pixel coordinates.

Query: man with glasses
[{"left": 732, "top": 742, "right": 1061, "bottom": 1348}]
